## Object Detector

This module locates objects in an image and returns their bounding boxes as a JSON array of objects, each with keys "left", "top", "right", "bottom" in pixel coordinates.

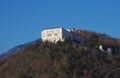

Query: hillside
[
  {"left": 0, "top": 40, "right": 38, "bottom": 61},
  {"left": 75, "top": 29, "right": 120, "bottom": 45},
  {"left": 0, "top": 29, "right": 120, "bottom": 78}
]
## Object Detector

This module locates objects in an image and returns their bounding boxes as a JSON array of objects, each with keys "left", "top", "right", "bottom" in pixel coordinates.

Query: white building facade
[{"left": 41, "top": 27, "right": 85, "bottom": 43}]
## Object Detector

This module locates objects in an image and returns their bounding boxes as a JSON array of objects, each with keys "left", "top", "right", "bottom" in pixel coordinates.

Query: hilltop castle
[{"left": 41, "top": 27, "right": 85, "bottom": 43}]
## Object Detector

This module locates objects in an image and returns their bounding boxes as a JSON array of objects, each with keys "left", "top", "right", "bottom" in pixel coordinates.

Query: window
[
  {"left": 54, "top": 33, "right": 59, "bottom": 36},
  {"left": 47, "top": 34, "right": 52, "bottom": 37}
]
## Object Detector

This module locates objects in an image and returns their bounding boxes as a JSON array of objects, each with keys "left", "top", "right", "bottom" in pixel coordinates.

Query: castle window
[
  {"left": 47, "top": 34, "right": 52, "bottom": 37},
  {"left": 54, "top": 33, "right": 58, "bottom": 36},
  {"left": 54, "top": 33, "right": 60, "bottom": 36}
]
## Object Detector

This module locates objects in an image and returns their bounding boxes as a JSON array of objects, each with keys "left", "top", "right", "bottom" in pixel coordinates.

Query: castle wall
[{"left": 41, "top": 27, "right": 85, "bottom": 43}]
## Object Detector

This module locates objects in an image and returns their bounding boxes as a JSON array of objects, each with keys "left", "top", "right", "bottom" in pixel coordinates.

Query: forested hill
[
  {"left": 75, "top": 29, "right": 120, "bottom": 45},
  {"left": 0, "top": 29, "right": 120, "bottom": 78}
]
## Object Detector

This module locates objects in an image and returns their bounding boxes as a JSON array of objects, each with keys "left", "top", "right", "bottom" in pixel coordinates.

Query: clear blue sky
[{"left": 0, "top": 0, "right": 120, "bottom": 54}]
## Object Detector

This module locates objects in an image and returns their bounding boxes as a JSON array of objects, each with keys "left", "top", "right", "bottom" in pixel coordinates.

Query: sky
[{"left": 0, "top": 0, "right": 120, "bottom": 54}]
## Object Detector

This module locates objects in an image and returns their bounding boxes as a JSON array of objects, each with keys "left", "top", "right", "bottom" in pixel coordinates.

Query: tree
[
  {"left": 87, "top": 33, "right": 99, "bottom": 48},
  {"left": 64, "top": 36, "right": 72, "bottom": 45}
]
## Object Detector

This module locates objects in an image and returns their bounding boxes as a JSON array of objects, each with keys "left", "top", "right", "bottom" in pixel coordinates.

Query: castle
[{"left": 41, "top": 27, "right": 85, "bottom": 43}]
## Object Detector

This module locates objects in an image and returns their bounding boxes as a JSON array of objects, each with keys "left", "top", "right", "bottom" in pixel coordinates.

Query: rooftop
[{"left": 42, "top": 27, "right": 62, "bottom": 31}]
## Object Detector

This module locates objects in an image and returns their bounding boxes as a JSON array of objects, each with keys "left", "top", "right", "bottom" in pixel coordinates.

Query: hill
[
  {"left": 0, "top": 40, "right": 39, "bottom": 61},
  {"left": 0, "top": 29, "right": 120, "bottom": 78}
]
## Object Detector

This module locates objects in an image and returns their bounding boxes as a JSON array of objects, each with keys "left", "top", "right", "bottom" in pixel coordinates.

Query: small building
[
  {"left": 99, "top": 45, "right": 112, "bottom": 53},
  {"left": 41, "top": 27, "right": 85, "bottom": 43},
  {"left": 99, "top": 45, "right": 104, "bottom": 51}
]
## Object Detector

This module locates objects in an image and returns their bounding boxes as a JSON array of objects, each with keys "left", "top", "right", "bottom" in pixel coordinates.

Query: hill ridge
[{"left": 0, "top": 29, "right": 120, "bottom": 78}]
